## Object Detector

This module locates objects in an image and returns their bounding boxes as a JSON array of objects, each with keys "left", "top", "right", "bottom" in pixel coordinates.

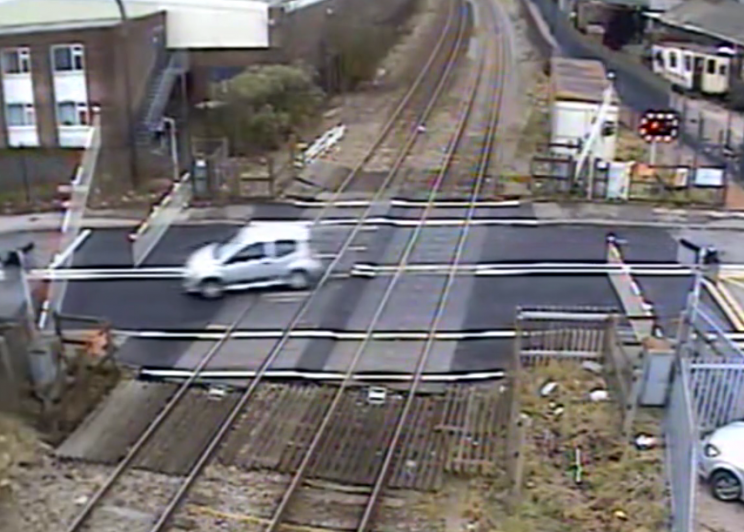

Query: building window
[
  {"left": 56, "top": 102, "right": 89, "bottom": 127},
  {"left": 1, "top": 48, "right": 31, "bottom": 75},
  {"left": 51, "top": 44, "right": 85, "bottom": 72},
  {"left": 5, "top": 103, "right": 36, "bottom": 127}
]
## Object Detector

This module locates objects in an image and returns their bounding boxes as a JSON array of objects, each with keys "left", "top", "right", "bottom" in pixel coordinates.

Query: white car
[
  {"left": 182, "top": 222, "right": 323, "bottom": 299},
  {"left": 700, "top": 421, "right": 744, "bottom": 502}
]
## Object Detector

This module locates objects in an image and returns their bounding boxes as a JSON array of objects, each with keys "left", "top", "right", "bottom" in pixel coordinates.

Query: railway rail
[
  {"left": 63, "top": 0, "right": 476, "bottom": 531},
  {"left": 258, "top": 1, "right": 512, "bottom": 530}
]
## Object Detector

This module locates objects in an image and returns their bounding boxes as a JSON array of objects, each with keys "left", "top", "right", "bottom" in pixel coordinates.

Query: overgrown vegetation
[
  {"left": 615, "top": 125, "right": 648, "bottom": 162},
  {"left": 516, "top": 73, "right": 551, "bottom": 157},
  {"left": 326, "top": 0, "right": 419, "bottom": 90},
  {"left": 205, "top": 64, "right": 325, "bottom": 154},
  {"left": 491, "top": 361, "right": 667, "bottom": 532},
  {"left": 0, "top": 414, "right": 37, "bottom": 498},
  {"left": 327, "top": 23, "right": 398, "bottom": 90}
]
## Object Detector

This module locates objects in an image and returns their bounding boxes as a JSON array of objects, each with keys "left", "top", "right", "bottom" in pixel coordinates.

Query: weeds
[{"left": 490, "top": 361, "right": 667, "bottom": 532}]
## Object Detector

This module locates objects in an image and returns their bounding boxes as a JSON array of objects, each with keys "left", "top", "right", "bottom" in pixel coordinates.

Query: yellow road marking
[
  {"left": 703, "top": 279, "right": 744, "bottom": 331},
  {"left": 717, "top": 278, "right": 744, "bottom": 331}
]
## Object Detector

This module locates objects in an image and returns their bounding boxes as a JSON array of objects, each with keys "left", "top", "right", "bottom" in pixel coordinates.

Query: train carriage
[{"left": 651, "top": 41, "right": 734, "bottom": 96}]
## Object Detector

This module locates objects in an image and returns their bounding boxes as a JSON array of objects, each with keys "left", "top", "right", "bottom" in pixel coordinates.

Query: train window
[
  {"left": 654, "top": 51, "right": 664, "bottom": 66},
  {"left": 684, "top": 55, "right": 692, "bottom": 72},
  {"left": 669, "top": 51, "right": 677, "bottom": 68},
  {"left": 720, "top": 64, "right": 727, "bottom": 76},
  {"left": 707, "top": 58, "right": 716, "bottom": 74}
]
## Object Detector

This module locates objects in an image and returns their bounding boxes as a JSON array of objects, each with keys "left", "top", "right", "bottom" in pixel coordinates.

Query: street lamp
[{"left": 113, "top": 0, "right": 139, "bottom": 188}]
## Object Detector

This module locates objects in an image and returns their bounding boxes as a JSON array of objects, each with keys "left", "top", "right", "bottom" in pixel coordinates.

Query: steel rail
[
  {"left": 143, "top": 2, "right": 471, "bottom": 531},
  {"left": 64, "top": 2, "right": 463, "bottom": 531},
  {"left": 265, "top": 10, "right": 477, "bottom": 532},
  {"left": 358, "top": 2, "right": 513, "bottom": 529},
  {"left": 62, "top": 293, "right": 263, "bottom": 531}
]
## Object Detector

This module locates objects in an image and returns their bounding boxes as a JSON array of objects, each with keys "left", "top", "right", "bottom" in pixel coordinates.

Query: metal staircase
[{"left": 138, "top": 50, "right": 189, "bottom": 142}]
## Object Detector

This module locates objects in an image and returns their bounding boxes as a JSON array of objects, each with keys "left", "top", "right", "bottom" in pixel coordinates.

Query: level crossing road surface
[{"left": 56, "top": 203, "right": 734, "bottom": 373}]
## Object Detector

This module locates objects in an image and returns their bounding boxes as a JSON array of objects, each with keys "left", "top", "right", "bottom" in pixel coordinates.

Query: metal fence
[
  {"left": 663, "top": 299, "right": 744, "bottom": 532},
  {"left": 513, "top": 307, "right": 640, "bottom": 438},
  {"left": 688, "top": 306, "right": 744, "bottom": 433},
  {"left": 507, "top": 307, "right": 643, "bottom": 504},
  {"left": 665, "top": 356, "right": 698, "bottom": 532},
  {"left": 129, "top": 172, "right": 193, "bottom": 267}
]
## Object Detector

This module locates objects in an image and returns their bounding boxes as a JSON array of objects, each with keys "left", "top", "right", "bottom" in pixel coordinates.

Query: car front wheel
[
  {"left": 199, "top": 279, "right": 224, "bottom": 300},
  {"left": 710, "top": 470, "right": 742, "bottom": 502}
]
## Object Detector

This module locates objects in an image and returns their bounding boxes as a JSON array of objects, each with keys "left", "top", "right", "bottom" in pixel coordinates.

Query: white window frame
[
  {"left": 5, "top": 103, "right": 36, "bottom": 127},
  {"left": 56, "top": 101, "right": 90, "bottom": 127},
  {"left": 1, "top": 47, "right": 31, "bottom": 75},
  {"left": 50, "top": 44, "right": 85, "bottom": 73}
]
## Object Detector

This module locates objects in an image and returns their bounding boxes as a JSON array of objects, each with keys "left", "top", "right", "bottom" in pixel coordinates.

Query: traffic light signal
[{"left": 638, "top": 110, "right": 680, "bottom": 143}]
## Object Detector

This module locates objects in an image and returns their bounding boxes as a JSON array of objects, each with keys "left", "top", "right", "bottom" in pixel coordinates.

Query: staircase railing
[{"left": 140, "top": 50, "right": 190, "bottom": 136}]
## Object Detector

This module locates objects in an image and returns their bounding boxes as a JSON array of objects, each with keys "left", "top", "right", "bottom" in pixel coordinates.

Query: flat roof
[
  {"left": 655, "top": 0, "right": 744, "bottom": 47},
  {"left": 0, "top": 0, "right": 162, "bottom": 35},
  {"left": 654, "top": 40, "right": 735, "bottom": 55},
  {"left": 550, "top": 57, "right": 618, "bottom": 104}
]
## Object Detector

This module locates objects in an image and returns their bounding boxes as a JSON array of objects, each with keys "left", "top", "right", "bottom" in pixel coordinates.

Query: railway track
[
  {"left": 63, "top": 1, "right": 475, "bottom": 531},
  {"left": 257, "top": 2, "right": 514, "bottom": 531}
]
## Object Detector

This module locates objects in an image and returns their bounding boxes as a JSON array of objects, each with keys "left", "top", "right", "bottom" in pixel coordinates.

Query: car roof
[{"left": 234, "top": 222, "right": 310, "bottom": 245}]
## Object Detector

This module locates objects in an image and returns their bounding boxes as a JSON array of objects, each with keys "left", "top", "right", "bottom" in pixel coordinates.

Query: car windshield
[{"left": 213, "top": 230, "right": 240, "bottom": 260}]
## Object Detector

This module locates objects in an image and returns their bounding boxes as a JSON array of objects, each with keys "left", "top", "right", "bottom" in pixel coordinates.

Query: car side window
[
  {"left": 228, "top": 242, "right": 266, "bottom": 263},
  {"left": 275, "top": 240, "right": 297, "bottom": 258}
]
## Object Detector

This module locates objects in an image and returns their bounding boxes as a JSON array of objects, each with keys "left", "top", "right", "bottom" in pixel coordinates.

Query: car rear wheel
[
  {"left": 710, "top": 470, "right": 742, "bottom": 502},
  {"left": 287, "top": 270, "right": 310, "bottom": 290},
  {"left": 199, "top": 279, "right": 224, "bottom": 300}
]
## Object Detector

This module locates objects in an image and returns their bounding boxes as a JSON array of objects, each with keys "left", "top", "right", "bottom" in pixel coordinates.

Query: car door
[
  {"left": 221, "top": 241, "right": 271, "bottom": 284},
  {"left": 272, "top": 239, "right": 299, "bottom": 276}
]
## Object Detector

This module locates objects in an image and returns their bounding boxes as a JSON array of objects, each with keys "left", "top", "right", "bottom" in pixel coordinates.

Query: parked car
[
  {"left": 700, "top": 421, "right": 744, "bottom": 502},
  {"left": 182, "top": 222, "right": 323, "bottom": 299}
]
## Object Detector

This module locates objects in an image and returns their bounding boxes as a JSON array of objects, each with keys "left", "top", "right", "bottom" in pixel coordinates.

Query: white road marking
[{"left": 139, "top": 368, "right": 508, "bottom": 381}]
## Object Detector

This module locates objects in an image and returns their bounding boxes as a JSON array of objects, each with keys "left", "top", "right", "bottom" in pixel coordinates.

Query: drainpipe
[{"left": 114, "top": 0, "right": 139, "bottom": 188}]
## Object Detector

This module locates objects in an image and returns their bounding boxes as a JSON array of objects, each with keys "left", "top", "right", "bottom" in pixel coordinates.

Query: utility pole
[
  {"left": 114, "top": 0, "right": 139, "bottom": 189},
  {"left": 692, "top": 113, "right": 705, "bottom": 178}
]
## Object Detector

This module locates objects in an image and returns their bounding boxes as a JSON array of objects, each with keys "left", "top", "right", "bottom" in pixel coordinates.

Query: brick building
[
  {"left": 0, "top": 0, "right": 275, "bottom": 188},
  {"left": 0, "top": 0, "right": 412, "bottom": 190}
]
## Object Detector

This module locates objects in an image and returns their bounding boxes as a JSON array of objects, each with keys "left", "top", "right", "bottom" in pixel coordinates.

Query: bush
[
  {"left": 329, "top": 24, "right": 397, "bottom": 90},
  {"left": 208, "top": 64, "right": 324, "bottom": 153}
]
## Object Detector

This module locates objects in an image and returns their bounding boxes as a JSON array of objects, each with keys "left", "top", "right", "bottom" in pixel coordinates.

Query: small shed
[{"left": 549, "top": 57, "right": 620, "bottom": 162}]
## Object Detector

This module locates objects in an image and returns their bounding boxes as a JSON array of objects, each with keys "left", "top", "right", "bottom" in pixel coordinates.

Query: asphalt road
[{"left": 57, "top": 210, "right": 732, "bottom": 372}]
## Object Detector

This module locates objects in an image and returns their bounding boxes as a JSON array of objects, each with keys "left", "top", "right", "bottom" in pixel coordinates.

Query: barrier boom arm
[{"left": 573, "top": 83, "right": 615, "bottom": 181}]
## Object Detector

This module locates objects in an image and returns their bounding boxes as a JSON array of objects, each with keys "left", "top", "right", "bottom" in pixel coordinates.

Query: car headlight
[{"left": 704, "top": 443, "right": 721, "bottom": 458}]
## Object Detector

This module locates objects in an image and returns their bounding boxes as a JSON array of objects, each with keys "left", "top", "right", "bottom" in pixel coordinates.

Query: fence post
[
  {"left": 506, "top": 313, "right": 524, "bottom": 488},
  {"left": 0, "top": 337, "right": 18, "bottom": 413},
  {"left": 508, "top": 415, "right": 528, "bottom": 511}
]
